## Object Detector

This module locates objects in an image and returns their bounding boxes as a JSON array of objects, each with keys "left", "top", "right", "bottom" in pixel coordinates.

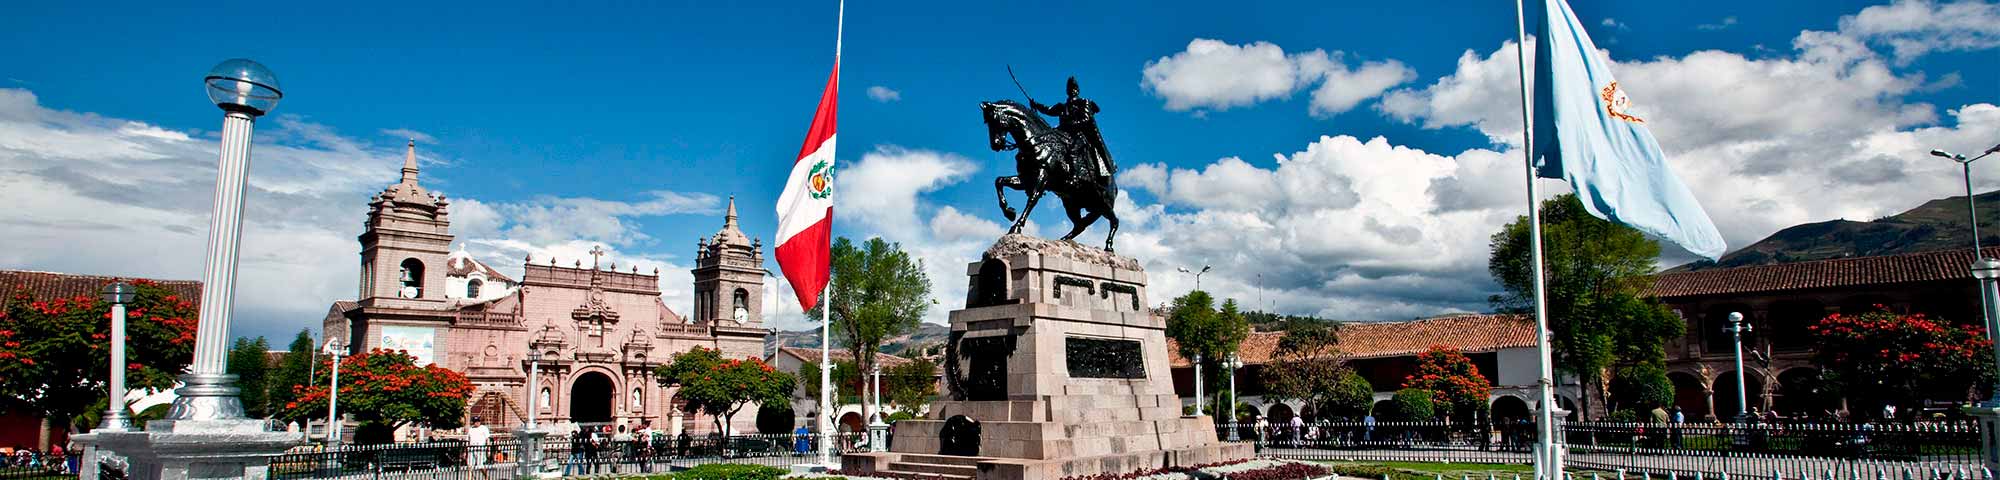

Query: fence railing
[
  {"left": 1223, "top": 420, "right": 1983, "bottom": 480},
  {"left": 266, "top": 432, "right": 866, "bottom": 479},
  {"left": 0, "top": 452, "right": 78, "bottom": 480}
]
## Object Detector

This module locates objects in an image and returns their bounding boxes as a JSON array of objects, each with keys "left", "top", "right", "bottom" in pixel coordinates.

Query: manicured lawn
[{"left": 1322, "top": 460, "right": 1613, "bottom": 480}]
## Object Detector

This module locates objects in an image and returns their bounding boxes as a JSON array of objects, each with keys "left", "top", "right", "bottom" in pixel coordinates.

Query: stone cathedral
[{"left": 322, "top": 141, "right": 771, "bottom": 437}]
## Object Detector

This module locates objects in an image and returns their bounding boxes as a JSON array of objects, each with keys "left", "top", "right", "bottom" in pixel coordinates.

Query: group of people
[
  {"left": 559, "top": 420, "right": 699, "bottom": 476},
  {"left": 0, "top": 443, "right": 78, "bottom": 475}
]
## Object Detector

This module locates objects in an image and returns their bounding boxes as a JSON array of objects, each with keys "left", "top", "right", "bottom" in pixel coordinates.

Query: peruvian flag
[{"left": 775, "top": 62, "right": 837, "bottom": 311}]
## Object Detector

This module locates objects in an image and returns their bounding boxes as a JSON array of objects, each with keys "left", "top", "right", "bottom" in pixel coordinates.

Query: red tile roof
[
  {"left": 0, "top": 270, "right": 201, "bottom": 302},
  {"left": 1646, "top": 247, "right": 1999, "bottom": 299},
  {"left": 1168, "top": 313, "right": 1535, "bottom": 367}
]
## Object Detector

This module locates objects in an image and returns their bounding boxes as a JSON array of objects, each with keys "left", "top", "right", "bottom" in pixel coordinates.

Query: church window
[
  {"left": 467, "top": 279, "right": 483, "bottom": 298},
  {"left": 399, "top": 258, "right": 425, "bottom": 298},
  {"left": 732, "top": 289, "right": 749, "bottom": 323}
]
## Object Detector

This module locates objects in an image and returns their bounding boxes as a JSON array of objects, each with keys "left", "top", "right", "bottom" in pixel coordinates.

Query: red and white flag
[{"left": 775, "top": 62, "right": 837, "bottom": 311}]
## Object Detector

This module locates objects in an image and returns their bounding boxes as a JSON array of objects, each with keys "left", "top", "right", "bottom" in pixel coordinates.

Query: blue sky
[{"left": 2, "top": 1, "right": 1996, "bottom": 341}]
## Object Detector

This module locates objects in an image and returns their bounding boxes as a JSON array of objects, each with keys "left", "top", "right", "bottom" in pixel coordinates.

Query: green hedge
[{"left": 675, "top": 463, "right": 787, "bottom": 480}]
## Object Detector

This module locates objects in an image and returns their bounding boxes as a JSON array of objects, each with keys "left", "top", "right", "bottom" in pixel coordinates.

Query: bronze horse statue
[{"left": 980, "top": 100, "right": 1120, "bottom": 252}]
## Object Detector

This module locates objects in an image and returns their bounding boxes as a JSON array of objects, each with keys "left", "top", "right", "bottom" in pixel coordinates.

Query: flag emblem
[
  {"left": 1599, "top": 81, "right": 1645, "bottom": 124},
  {"left": 808, "top": 159, "right": 833, "bottom": 200}
]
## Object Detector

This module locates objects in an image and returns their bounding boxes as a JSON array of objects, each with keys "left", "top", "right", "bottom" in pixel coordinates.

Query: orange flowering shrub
[
  {"left": 1809, "top": 306, "right": 1993, "bottom": 407},
  {"left": 1402, "top": 345, "right": 1492, "bottom": 416},
  {"left": 657, "top": 347, "right": 795, "bottom": 432},
  {"left": 281, "top": 348, "right": 474, "bottom": 441},
  {"left": 0, "top": 279, "right": 197, "bottom": 425}
]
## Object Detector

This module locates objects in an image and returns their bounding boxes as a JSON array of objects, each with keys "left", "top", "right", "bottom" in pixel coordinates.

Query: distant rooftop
[
  {"left": 1168, "top": 313, "right": 1535, "bottom": 367},
  {"left": 1647, "top": 246, "right": 2000, "bottom": 298}
]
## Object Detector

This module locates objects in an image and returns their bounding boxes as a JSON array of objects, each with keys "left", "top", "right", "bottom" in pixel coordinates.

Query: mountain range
[{"left": 1672, "top": 191, "right": 2000, "bottom": 272}]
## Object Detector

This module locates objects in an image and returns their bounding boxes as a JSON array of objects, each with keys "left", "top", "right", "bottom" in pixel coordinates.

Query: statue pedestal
[
  {"left": 843, "top": 235, "right": 1250, "bottom": 480},
  {"left": 72, "top": 419, "right": 302, "bottom": 480}
]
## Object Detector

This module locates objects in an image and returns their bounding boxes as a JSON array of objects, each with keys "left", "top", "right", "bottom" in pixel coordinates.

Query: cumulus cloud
[
  {"left": 837, "top": 145, "right": 978, "bottom": 241},
  {"left": 867, "top": 86, "right": 902, "bottom": 102},
  {"left": 1840, "top": 0, "right": 2000, "bottom": 63},
  {"left": 1140, "top": 39, "right": 1409, "bottom": 116},
  {"left": 1378, "top": 8, "right": 1999, "bottom": 257}
]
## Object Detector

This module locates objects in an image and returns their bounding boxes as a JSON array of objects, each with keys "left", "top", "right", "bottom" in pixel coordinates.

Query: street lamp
[
  {"left": 1974, "top": 260, "right": 2000, "bottom": 405},
  {"left": 868, "top": 365, "right": 888, "bottom": 452},
  {"left": 525, "top": 349, "right": 544, "bottom": 429},
  {"left": 1726, "top": 312, "right": 1752, "bottom": 423},
  {"left": 1223, "top": 353, "right": 1242, "bottom": 441},
  {"left": 1935, "top": 145, "right": 2000, "bottom": 350},
  {"left": 1192, "top": 354, "right": 1205, "bottom": 417},
  {"left": 323, "top": 338, "right": 346, "bottom": 446},
  {"left": 1176, "top": 265, "right": 1212, "bottom": 291},
  {"left": 98, "top": 282, "right": 137, "bottom": 432},
  {"left": 165, "top": 59, "right": 282, "bottom": 422}
]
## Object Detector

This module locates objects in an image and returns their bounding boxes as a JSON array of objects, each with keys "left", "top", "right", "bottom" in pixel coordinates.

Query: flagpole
[
  {"left": 1514, "top": 0, "right": 1562, "bottom": 478},
  {"left": 819, "top": 0, "right": 843, "bottom": 470}
]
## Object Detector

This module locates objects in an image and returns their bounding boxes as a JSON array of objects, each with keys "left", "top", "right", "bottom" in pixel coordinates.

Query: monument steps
[{"left": 889, "top": 460, "right": 982, "bottom": 478}]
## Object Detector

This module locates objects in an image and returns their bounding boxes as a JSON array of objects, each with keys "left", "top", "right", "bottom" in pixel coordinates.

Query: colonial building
[
  {"left": 322, "top": 142, "right": 771, "bottom": 437},
  {"left": 1647, "top": 246, "right": 1996, "bottom": 422},
  {"left": 0, "top": 270, "right": 202, "bottom": 451},
  {"left": 1168, "top": 314, "right": 1583, "bottom": 424}
]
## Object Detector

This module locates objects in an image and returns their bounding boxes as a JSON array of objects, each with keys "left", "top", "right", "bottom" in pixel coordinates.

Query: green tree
[
  {"left": 809, "top": 237, "right": 933, "bottom": 423},
  {"left": 1810, "top": 307, "right": 1994, "bottom": 412},
  {"left": 1609, "top": 362, "right": 1675, "bottom": 412},
  {"left": 1260, "top": 322, "right": 1369, "bottom": 418},
  {"left": 227, "top": 336, "right": 272, "bottom": 418},
  {"left": 796, "top": 358, "right": 862, "bottom": 404},
  {"left": 658, "top": 347, "right": 796, "bottom": 433},
  {"left": 1401, "top": 345, "right": 1492, "bottom": 420},
  {"left": 267, "top": 330, "right": 317, "bottom": 425},
  {"left": 0, "top": 279, "right": 198, "bottom": 429},
  {"left": 281, "top": 349, "right": 475, "bottom": 444},
  {"left": 883, "top": 357, "right": 938, "bottom": 412},
  {"left": 1389, "top": 388, "right": 1436, "bottom": 420},
  {"left": 1165, "top": 290, "right": 1250, "bottom": 416},
  {"left": 1489, "top": 193, "right": 1684, "bottom": 418}
]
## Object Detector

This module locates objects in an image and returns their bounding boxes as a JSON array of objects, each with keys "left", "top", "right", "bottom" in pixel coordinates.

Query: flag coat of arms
[
  {"left": 1532, "top": 0, "right": 1726, "bottom": 259},
  {"left": 776, "top": 63, "right": 838, "bottom": 310}
]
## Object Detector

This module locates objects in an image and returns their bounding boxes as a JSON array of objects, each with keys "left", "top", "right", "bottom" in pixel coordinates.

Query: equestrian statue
[{"left": 982, "top": 75, "right": 1121, "bottom": 251}]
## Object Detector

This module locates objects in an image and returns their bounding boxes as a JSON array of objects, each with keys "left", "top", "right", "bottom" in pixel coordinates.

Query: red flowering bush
[
  {"left": 657, "top": 347, "right": 795, "bottom": 433},
  {"left": 1226, "top": 462, "right": 1334, "bottom": 480},
  {"left": 281, "top": 348, "right": 474, "bottom": 443},
  {"left": 0, "top": 279, "right": 197, "bottom": 426},
  {"left": 1402, "top": 345, "right": 1492, "bottom": 416},
  {"left": 1056, "top": 458, "right": 1253, "bottom": 480},
  {"left": 1810, "top": 306, "right": 1994, "bottom": 407}
]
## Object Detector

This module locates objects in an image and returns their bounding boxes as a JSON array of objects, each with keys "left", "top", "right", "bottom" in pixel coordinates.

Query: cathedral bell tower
[
  {"left": 357, "top": 140, "right": 454, "bottom": 308},
  {"left": 692, "top": 196, "right": 764, "bottom": 327}
]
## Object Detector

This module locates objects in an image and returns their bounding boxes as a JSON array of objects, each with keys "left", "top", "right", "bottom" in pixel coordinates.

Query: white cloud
[
  {"left": 1602, "top": 18, "right": 1629, "bottom": 30},
  {"left": 464, "top": 191, "right": 720, "bottom": 248},
  {"left": 866, "top": 86, "right": 902, "bottom": 102},
  {"left": 1140, "top": 39, "right": 1409, "bottom": 116},
  {"left": 1840, "top": 0, "right": 2000, "bottom": 63},
  {"left": 837, "top": 145, "right": 977, "bottom": 241},
  {"left": 1697, "top": 16, "right": 1738, "bottom": 31},
  {"left": 381, "top": 128, "right": 436, "bottom": 143}
]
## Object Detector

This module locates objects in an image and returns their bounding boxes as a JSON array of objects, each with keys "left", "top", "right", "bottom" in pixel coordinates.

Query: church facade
[{"left": 322, "top": 141, "right": 771, "bottom": 436}]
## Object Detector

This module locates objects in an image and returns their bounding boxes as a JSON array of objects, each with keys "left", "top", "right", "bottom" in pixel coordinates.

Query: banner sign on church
[{"left": 381, "top": 326, "right": 437, "bottom": 366}]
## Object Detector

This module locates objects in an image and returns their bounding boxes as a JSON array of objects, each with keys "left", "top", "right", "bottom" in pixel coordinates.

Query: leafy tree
[
  {"left": 883, "top": 357, "right": 938, "bottom": 412},
  {"left": 267, "top": 330, "right": 317, "bottom": 425},
  {"left": 796, "top": 358, "right": 862, "bottom": 404},
  {"left": 1489, "top": 193, "right": 1684, "bottom": 418},
  {"left": 1260, "top": 322, "right": 1368, "bottom": 418},
  {"left": 282, "top": 349, "right": 475, "bottom": 444},
  {"left": 1242, "top": 310, "right": 1331, "bottom": 331},
  {"left": 1165, "top": 290, "right": 1250, "bottom": 415},
  {"left": 1401, "top": 345, "right": 1492, "bottom": 419},
  {"left": 0, "top": 279, "right": 197, "bottom": 428},
  {"left": 1388, "top": 388, "right": 1436, "bottom": 420},
  {"left": 809, "top": 237, "right": 933, "bottom": 423},
  {"left": 658, "top": 347, "right": 795, "bottom": 433},
  {"left": 227, "top": 336, "right": 272, "bottom": 418},
  {"left": 1608, "top": 362, "right": 1674, "bottom": 412},
  {"left": 1810, "top": 307, "right": 1994, "bottom": 410}
]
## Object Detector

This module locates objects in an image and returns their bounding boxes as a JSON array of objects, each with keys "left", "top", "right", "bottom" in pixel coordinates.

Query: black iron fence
[
  {"left": 1222, "top": 420, "right": 1982, "bottom": 480},
  {"left": 0, "top": 452, "right": 77, "bottom": 480},
  {"left": 266, "top": 432, "right": 866, "bottom": 479}
]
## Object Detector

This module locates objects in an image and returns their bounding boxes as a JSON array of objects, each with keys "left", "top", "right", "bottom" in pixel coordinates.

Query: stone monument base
[
  {"left": 73, "top": 419, "right": 302, "bottom": 480},
  {"left": 842, "top": 235, "right": 1251, "bottom": 480}
]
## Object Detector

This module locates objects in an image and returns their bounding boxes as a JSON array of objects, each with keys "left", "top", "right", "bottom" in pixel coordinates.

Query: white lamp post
[
  {"left": 868, "top": 365, "right": 888, "bottom": 452},
  {"left": 1176, "top": 265, "right": 1212, "bottom": 291},
  {"left": 1935, "top": 145, "right": 2000, "bottom": 348},
  {"left": 525, "top": 349, "right": 542, "bottom": 429},
  {"left": 1725, "top": 312, "right": 1752, "bottom": 423},
  {"left": 323, "top": 338, "right": 346, "bottom": 445},
  {"left": 1223, "top": 353, "right": 1241, "bottom": 441},
  {"left": 1193, "top": 354, "right": 1205, "bottom": 417},
  {"left": 97, "top": 282, "right": 137, "bottom": 432},
  {"left": 163, "top": 59, "right": 282, "bottom": 422}
]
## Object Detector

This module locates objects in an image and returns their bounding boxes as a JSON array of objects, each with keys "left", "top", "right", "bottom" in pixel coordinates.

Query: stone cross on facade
[{"left": 589, "top": 245, "right": 606, "bottom": 269}]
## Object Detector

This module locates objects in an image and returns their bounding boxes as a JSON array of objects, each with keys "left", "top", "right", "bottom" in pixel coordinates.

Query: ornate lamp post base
[
  {"left": 514, "top": 427, "right": 553, "bottom": 478},
  {"left": 1969, "top": 405, "right": 2000, "bottom": 474}
]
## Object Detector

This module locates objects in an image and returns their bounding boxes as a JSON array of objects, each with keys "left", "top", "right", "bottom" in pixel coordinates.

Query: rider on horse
[{"left": 1031, "top": 77, "right": 1114, "bottom": 181}]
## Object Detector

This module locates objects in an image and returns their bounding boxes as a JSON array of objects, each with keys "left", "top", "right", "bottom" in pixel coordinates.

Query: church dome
[{"left": 708, "top": 196, "right": 753, "bottom": 248}]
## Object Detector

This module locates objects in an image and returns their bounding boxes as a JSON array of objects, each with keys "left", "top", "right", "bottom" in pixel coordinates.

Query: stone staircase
[{"left": 875, "top": 454, "right": 988, "bottom": 480}]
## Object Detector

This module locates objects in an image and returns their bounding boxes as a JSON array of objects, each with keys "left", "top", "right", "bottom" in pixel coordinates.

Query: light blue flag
[{"left": 1532, "top": 0, "right": 1726, "bottom": 259}]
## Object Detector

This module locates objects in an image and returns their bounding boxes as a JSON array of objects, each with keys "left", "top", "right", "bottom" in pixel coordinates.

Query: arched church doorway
[{"left": 570, "top": 371, "right": 615, "bottom": 423}]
